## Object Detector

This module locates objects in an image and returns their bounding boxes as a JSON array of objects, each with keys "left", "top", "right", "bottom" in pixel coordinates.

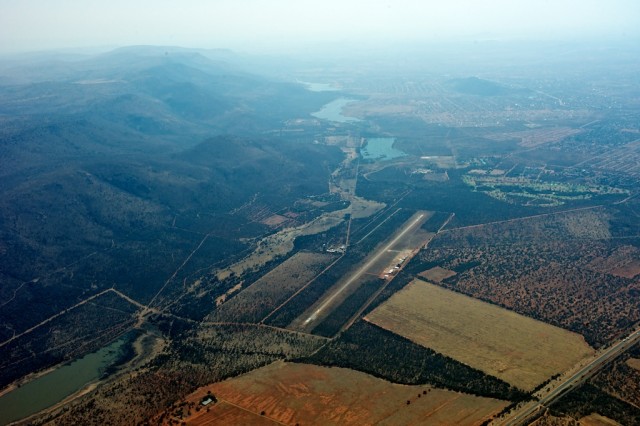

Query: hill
[{"left": 0, "top": 47, "right": 342, "bottom": 388}]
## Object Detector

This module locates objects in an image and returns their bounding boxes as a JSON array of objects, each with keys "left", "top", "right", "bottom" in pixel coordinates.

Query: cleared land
[
  {"left": 487, "top": 127, "right": 583, "bottom": 148},
  {"left": 419, "top": 266, "right": 456, "bottom": 283},
  {"left": 188, "top": 402, "right": 278, "bottom": 426},
  {"left": 366, "top": 280, "right": 594, "bottom": 391},
  {"left": 420, "top": 208, "right": 640, "bottom": 347},
  {"left": 587, "top": 245, "right": 640, "bottom": 279},
  {"left": 174, "top": 361, "right": 508, "bottom": 426},
  {"left": 579, "top": 413, "right": 623, "bottom": 426},
  {"left": 210, "top": 252, "right": 337, "bottom": 323},
  {"left": 288, "top": 211, "right": 433, "bottom": 333},
  {"left": 627, "top": 358, "right": 640, "bottom": 371},
  {"left": 216, "top": 209, "right": 347, "bottom": 281}
]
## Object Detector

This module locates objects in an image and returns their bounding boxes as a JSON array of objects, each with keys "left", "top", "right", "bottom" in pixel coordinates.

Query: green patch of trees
[{"left": 298, "top": 320, "right": 527, "bottom": 402}]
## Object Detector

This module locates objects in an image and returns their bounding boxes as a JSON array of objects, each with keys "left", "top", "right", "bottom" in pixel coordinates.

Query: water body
[
  {"left": 361, "top": 138, "right": 407, "bottom": 161},
  {"left": 299, "top": 81, "right": 341, "bottom": 92},
  {"left": 312, "top": 98, "right": 360, "bottom": 123},
  {"left": 0, "top": 334, "right": 132, "bottom": 425}
]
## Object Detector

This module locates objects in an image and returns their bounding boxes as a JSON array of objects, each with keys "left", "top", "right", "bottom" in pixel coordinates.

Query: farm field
[
  {"left": 167, "top": 361, "right": 508, "bottom": 426},
  {"left": 210, "top": 252, "right": 337, "bottom": 323},
  {"left": 628, "top": 358, "right": 640, "bottom": 371},
  {"left": 366, "top": 279, "right": 594, "bottom": 391},
  {"left": 420, "top": 207, "right": 640, "bottom": 347},
  {"left": 579, "top": 413, "right": 622, "bottom": 426},
  {"left": 186, "top": 401, "right": 278, "bottom": 425}
]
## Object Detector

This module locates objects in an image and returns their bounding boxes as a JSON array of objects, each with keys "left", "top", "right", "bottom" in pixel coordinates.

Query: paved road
[
  {"left": 299, "top": 212, "right": 426, "bottom": 329},
  {"left": 499, "top": 327, "right": 640, "bottom": 426}
]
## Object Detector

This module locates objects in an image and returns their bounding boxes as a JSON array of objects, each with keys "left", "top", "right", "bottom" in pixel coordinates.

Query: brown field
[
  {"left": 487, "top": 127, "right": 583, "bottom": 148},
  {"left": 420, "top": 208, "right": 640, "bottom": 347},
  {"left": 211, "top": 252, "right": 337, "bottom": 323},
  {"left": 217, "top": 209, "right": 346, "bottom": 281},
  {"left": 529, "top": 413, "right": 621, "bottom": 426},
  {"left": 349, "top": 195, "right": 386, "bottom": 219},
  {"left": 626, "top": 358, "right": 640, "bottom": 371},
  {"left": 529, "top": 413, "right": 576, "bottom": 426},
  {"left": 587, "top": 245, "right": 640, "bottom": 279},
  {"left": 188, "top": 401, "right": 278, "bottom": 425},
  {"left": 419, "top": 266, "right": 456, "bottom": 283},
  {"left": 171, "top": 361, "right": 508, "bottom": 426},
  {"left": 579, "top": 413, "right": 622, "bottom": 426},
  {"left": 420, "top": 155, "right": 457, "bottom": 169},
  {"left": 366, "top": 280, "right": 594, "bottom": 391},
  {"left": 422, "top": 171, "right": 449, "bottom": 182},
  {"left": 261, "top": 214, "right": 290, "bottom": 227}
]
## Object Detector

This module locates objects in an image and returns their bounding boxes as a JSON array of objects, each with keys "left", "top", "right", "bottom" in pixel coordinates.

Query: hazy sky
[{"left": 1, "top": 0, "right": 639, "bottom": 53}]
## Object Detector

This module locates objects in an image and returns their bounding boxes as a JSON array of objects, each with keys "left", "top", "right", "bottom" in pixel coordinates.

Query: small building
[{"left": 201, "top": 396, "right": 215, "bottom": 406}]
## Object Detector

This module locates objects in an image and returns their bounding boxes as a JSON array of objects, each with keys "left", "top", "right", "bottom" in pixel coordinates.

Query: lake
[
  {"left": 361, "top": 138, "right": 407, "bottom": 161},
  {"left": 312, "top": 98, "right": 360, "bottom": 123},
  {"left": 0, "top": 333, "right": 132, "bottom": 425},
  {"left": 299, "top": 81, "right": 341, "bottom": 92}
]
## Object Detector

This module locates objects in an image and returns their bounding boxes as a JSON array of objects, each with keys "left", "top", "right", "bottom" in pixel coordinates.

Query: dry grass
[
  {"left": 626, "top": 358, "right": 640, "bottom": 372},
  {"left": 529, "top": 413, "right": 577, "bottom": 426},
  {"left": 188, "top": 401, "right": 278, "bottom": 425},
  {"left": 349, "top": 195, "right": 385, "bottom": 219},
  {"left": 174, "top": 361, "right": 507, "bottom": 426},
  {"left": 559, "top": 210, "right": 611, "bottom": 239},
  {"left": 217, "top": 210, "right": 346, "bottom": 281},
  {"left": 366, "top": 279, "right": 594, "bottom": 391},
  {"left": 261, "top": 214, "right": 290, "bottom": 227},
  {"left": 211, "top": 252, "right": 337, "bottom": 323},
  {"left": 587, "top": 245, "right": 640, "bottom": 279},
  {"left": 420, "top": 156, "right": 457, "bottom": 169},
  {"left": 419, "top": 266, "right": 456, "bottom": 283},
  {"left": 487, "top": 127, "right": 583, "bottom": 148},
  {"left": 579, "top": 413, "right": 622, "bottom": 426}
]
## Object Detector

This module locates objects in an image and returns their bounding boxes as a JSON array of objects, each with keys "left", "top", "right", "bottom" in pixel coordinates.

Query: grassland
[
  {"left": 420, "top": 207, "right": 640, "bottom": 347},
  {"left": 579, "top": 413, "right": 623, "bottom": 426},
  {"left": 462, "top": 173, "right": 628, "bottom": 207},
  {"left": 188, "top": 401, "right": 278, "bottom": 425},
  {"left": 366, "top": 279, "right": 594, "bottom": 391},
  {"left": 168, "top": 361, "right": 508, "bottom": 426},
  {"left": 486, "top": 127, "right": 583, "bottom": 148},
  {"left": 210, "top": 252, "right": 337, "bottom": 323},
  {"left": 627, "top": 358, "right": 640, "bottom": 371},
  {"left": 418, "top": 266, "right": 456, "bottom": 282},
  {"left": 587, "top": 245, "right": 640, "bottom": 279},
  {"left": 215, "top": 209, "right": 346, "bottom": 281}
]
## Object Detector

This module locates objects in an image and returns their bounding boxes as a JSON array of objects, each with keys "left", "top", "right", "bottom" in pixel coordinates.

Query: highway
[{"left": 496, "top": 327, "right": 640, "bottom": 426}]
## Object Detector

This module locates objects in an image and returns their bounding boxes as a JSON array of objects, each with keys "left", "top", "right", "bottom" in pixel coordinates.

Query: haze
[{"left": 1, "top": 0, "right": 639, "bottom": 54}]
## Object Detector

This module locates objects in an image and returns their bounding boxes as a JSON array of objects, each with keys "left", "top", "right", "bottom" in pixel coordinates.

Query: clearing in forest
[
  {"left": 419, "top": 266, "right": 457, "bottom": 282},
  {"left": 366, "top": 279, "right": 594, "bottom": 391}
]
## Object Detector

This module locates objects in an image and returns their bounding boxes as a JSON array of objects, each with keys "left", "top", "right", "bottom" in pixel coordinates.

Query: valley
[{"left": 0, "top": 43, "right": 639, "bottom": 425}]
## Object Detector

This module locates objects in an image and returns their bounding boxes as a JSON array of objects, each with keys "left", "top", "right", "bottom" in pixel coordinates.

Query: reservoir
[
  {"left": 299, "top": 81, "right": 340, "bottom": 92},
  {"left": 0, "top": 333, "right": 132, "bottom": 425},
  {"left": 361, "top": 137, "right": 407, "bottom": 161},
  {"left": 312, "top": 98, "right": 360, "bottom": 123}
]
